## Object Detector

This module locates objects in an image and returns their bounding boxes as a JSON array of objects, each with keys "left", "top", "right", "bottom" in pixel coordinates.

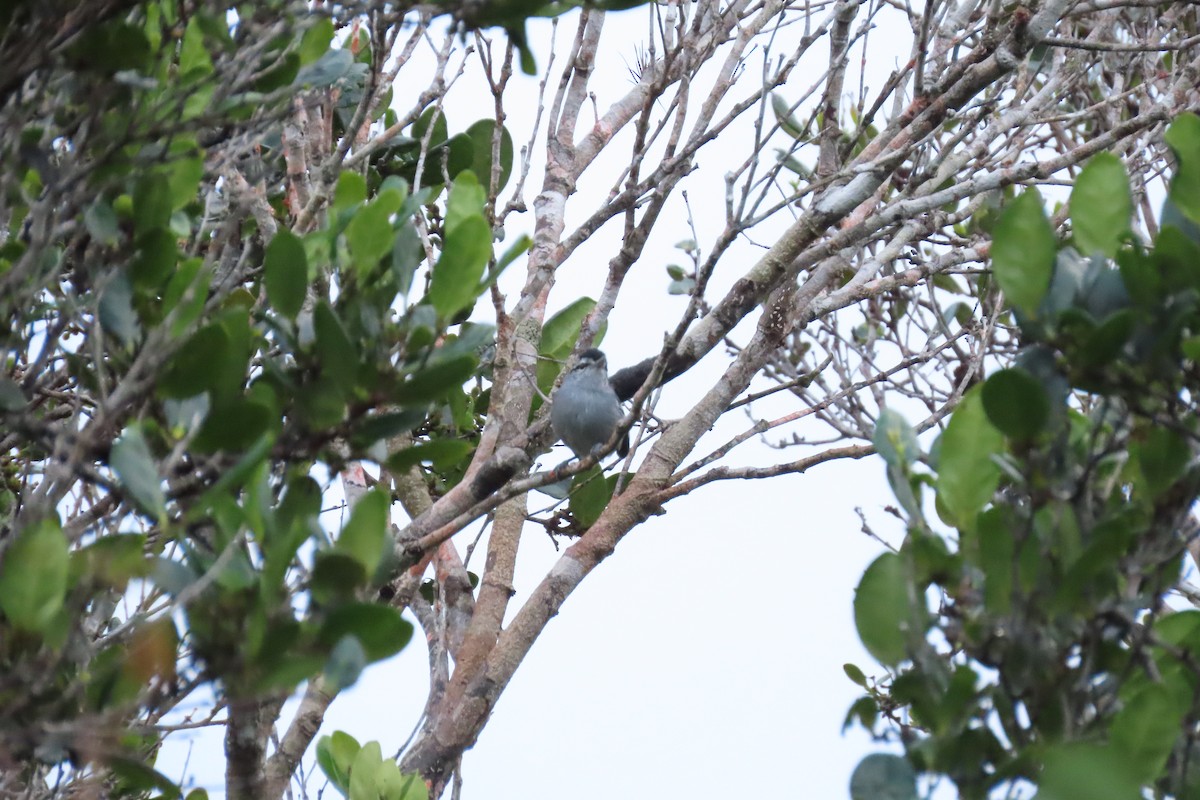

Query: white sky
[{"left": 159, "top": 5, "right": 919, "bottom": 798}]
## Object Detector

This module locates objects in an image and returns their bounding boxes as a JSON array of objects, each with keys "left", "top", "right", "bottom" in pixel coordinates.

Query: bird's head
[{"left": 573, "top": 348, "right": 608, "bottom": 375}]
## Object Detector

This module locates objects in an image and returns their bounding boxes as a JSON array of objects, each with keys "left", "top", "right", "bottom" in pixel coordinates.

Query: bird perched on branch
[{"left": 551, "top": 348, "right": 627, "bottom": 459}]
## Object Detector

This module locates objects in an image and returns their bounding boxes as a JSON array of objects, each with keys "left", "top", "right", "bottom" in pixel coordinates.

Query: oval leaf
[
  {"left": 873, "top": 408, "right": 919, "bottom": 469},
  {"left": 992, "top": 190, "right": 1056, "bottom": 316},
  {"left": 159, "top": 324, "right": 229, "bottom": 399},
  {"left": 1070, "top": 153, "right": 1131, "bottom": 258},
  {"left": 981, "top": 367, "right": 1049, "bottom": 440},
  {"left": 314, "top": 302, "right": 359, "bottom": 391},
  {"left": 1165, "top": 113, "right": 1200, "bottom": 224},
  {"left": 853, "top": 553, "right": 909, "bottom": 667},
  {"left": 348, "top": 740, "right": 386, "bottom": 800},
  {"left": 335, "top": 488, "right": 390, "bottom": 576},
  {"left": 541, "top": 298, "right": 597, "bottom": 358},
  {"left": 111, "top": 426, "right": 166, "bottom": 518},
  {"left": 935, "top": 386, "right": 1004, "bottom": 529},
  {"left": 318, "top": 603, "right": 414, "bottom": 662},
  {"left": 850, "top": 753, "right": 917, "bottom": 800},
  {"left": 466, "top": 119, "right": 514, "bottom": 192},
  {"left": 568, "top": 469, "right": 616, "bottom": 528},
  {"left": 0, "top": 516, "right": 69, "bottom": 633},
  {"left": 428, "top": 214, "right": 491, "bottom": 318},
  {"left": 264, "top": 229, "right": 307, "bottom": 319}
]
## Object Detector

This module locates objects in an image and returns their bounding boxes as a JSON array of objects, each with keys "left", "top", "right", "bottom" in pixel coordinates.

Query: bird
[{"left": 551, "top": 348, "right": 626, "bottom": 459}]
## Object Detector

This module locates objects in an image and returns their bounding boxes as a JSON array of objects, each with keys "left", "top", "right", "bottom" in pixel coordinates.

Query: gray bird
[{"left": 551, "top": 348, "right": 625, "bottom": 459}]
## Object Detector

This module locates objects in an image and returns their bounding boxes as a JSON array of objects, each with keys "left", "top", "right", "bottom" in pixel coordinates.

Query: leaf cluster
[
  {"left": 850, "top": 115, "right": 1200, "bottom": 800},
  {"left": 0, "top": 3, "right": 529, "bottom": 793}
]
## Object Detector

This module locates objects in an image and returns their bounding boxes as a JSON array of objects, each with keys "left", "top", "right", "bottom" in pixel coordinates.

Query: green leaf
[
  {"left": 1162, "top": 194, "right": 1200, "bottom": 248},
  {"left": 413, "top": 106, "right": 448, "bottom": 148},
  {"left": 1157, "top": 610, "right": 1200, "bottom": 651},
  {"left": 99, "top": 273, "right": 141, "bottom": 345},
  {"left": 1038, "top": 743, "right": 1142, "bottom": 800},
  {"left": 981, "top": 367, "right": 1049, "bottom": 440},
  {"left": 394, "top": 355, "right": 478, "bottom": 404},
  {"left": 263, "top": 478, "right": 321, "bottom": 593},
  {"left": 0, "top": 378, "right": 24, "bottom": 412},
  {"left": 299, "top": 18, "right": 336, "bottom": 65},
  {"left": 1077, "top": 308, "right": 1136, "bottom": 369},
  {"left": 465, "top": 120, "right": 514, "bottom": 191},
  {"left": 514, "top": 27, "right": 537, "bottom": 74},
  {"left": 667, "top": 277, "right": 696, "bottom": 295},
  {"left": 843, "top": 696, "right": 880, "bottom": 734},
  {"left": 151, "top": 557, "right": 199, "bottom": 596},
  {"left": 193, "top": 397, "right": 275, "bottom": 453},
  {"left": 311, "top": 552, "right": 369, "bottom": 604},
  {"left": 385, "top": 440, "right": 475, "bottom": 473},
  {"left": 107, "top": 756, "right": 183, "bottom": 800},
  {"left": 348, "top": 740, "right": 383, "bottom": 800},
  {"left": 349, "top": 409, "right": 427, "bottom": 449},
  {"left": 1071, "top": 153, "right": 1131, "bottom": 258},
  {"left": 1135, "top": 427, "right": 1190, "bottom": 497},
  {"left": 1110, "top": 683, "right": 1186, "bottom": 781},
  {"left": 133, "top": 174, "right": 172, "bottom": 237},
  {"left": 392, "top": 219, "right": 422, "bottom": 297},
  {"left": 295, "top": 47, "right": 353, "bottom": 88},
  {"left": 77, "top": 534, "right": 148, "bottom": 590},
  {"left": 1165, "top": 113, "right": 1200, "bottom": 224},
  {"left": 70, "top": 21, "right": 151, "bottom": 72},
  {"left": 163, "top": 259, "right": 211, "bottom": 336},
  {"left": 873, "top": 409, "right": 919, "bottom": 469},
  {"left": 166, "top": 152, "right": 204, "bottom": 211},
  {"left": 568, "top": 468, "right": 616, "bottom": 528},
  {"left": 333, "top": 171, "right": 368, "bottom": 213},
  {"left": 849, "top": 754, "right": 917, "bottom": 800},
  {"left": 336, "top": 488, "right": 390, "bottom": 576},
  {"left": 975, "top": 507, "right": 1015, "bottom": 614},
  {"left": 885, "top": 463, "right": 923, "bottom": 524},
  {"left": 297, "top": 380, "right": 346, "bottom": 428},
  {"left": 111, "top": 427, "right": 166, "bottom": 518},
  {"left": 159, "top": 324, "right": 229, "bottom": 398},
  {"left": 935, "top": 387, "right": 1003, "bottom": 529},
  {"left": 179, "top": 17, "right": 213, "bottom": 78},
  {"left": 444, "top": 172, "right": 487, "bottom": 235},
  {"left": 853, "top": 553, "right": 910, "bottom": 666},
  {"left": 436, "top": 134, "right": 476, "bottom": 183},
  {"left": 346, "top": 191, "right": 403, "bottom": 278},
  {"left": 843, "top": 663, "right": 868, "bottom": 687},
  {"left": 1153, "top": 224, "right": 1200, "bottom": 293},
  {"left": 132, "top": 228, "right": 178, "bottom": 289},
  {"left": 314, "top": 302, "right": 359, "bottom": 391},
  {"left": 318, "top": 603, "right": 414, "bottom": 661},
  {"left": 317, "top": 732, "right": 361, "bottom": 794},
  {"left": 428, "top": 215, "right": 491, "bottom": 318},
  {"left": 1117, "top": 245, "right": 1162, "bottom": 308},
  {"left": 770, "top": 92, "right": 807, "bottom": 139},
  {"left": 541, "top": 298, "right": 597, "bottom": 358},
  {"left": 316, "top": 739, "right": 347, "bottom": 795},
  {"left": 0, "top": 516, "right": 69, "bottom": 633},
  {"left": 991, "top": 190, "right": 1056, "bottom": 315},
  {"left": 1184, "top": 334, "right": 1200, "bottom": 361},
  {"left": 264, "top": 229, "right": 308, "bottom": 319},
  {"left": 85, "top": 200, "right": 121, "bottom": 245},
  {"left": 377, "top": 761, "right": 429, "bottom": 800}
]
